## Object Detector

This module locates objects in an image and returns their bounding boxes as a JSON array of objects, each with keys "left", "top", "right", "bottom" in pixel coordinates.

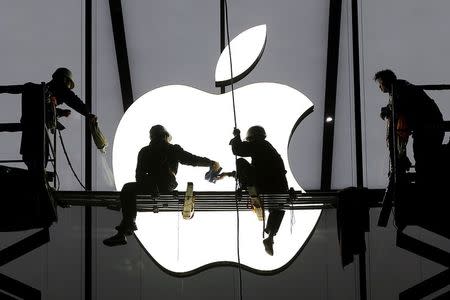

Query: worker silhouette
[
  {"left": 221, "top": 126, "right": 288, "bottom": 256},
  {"left": 374, "top": 69, "right": 444, "bottom": 187},
  {"left": 0, "top": 67, "right": 97, "bottom": 174},
  {"left": 103, "top": 125, "right": 221, "bottom": 247}
]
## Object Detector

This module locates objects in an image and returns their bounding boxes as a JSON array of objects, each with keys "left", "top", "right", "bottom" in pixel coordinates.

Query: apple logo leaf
[{"left": 215, "top": 24, "right": 267, "bottom": 87}]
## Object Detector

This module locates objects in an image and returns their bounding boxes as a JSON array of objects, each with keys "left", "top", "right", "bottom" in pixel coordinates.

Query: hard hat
[
  {"left": 52, "top": 67, "right": 75, "bottom": 89},
  {"left": 150, "top": 125, "right": 172, "bottom": 142},
  {"left": 246, "top": 125, "right": 266, "bottom": 141}
]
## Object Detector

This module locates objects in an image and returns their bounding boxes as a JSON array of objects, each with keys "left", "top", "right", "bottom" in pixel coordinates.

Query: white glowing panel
[
  {"left": 112, "top": 24, "right": 321, "bottom": 274},
  {"left": 113, "top": 83, "right": 311, "bottom": 192},
  {"left": 136, "top": 210, "right": 321, "bottom": 274},
  {"left": 215, "top": 24, "right": 266, "bottom": 84}
]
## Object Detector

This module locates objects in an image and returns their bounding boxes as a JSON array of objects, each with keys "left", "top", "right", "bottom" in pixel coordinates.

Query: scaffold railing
[{"left": 55, "top": 189, "right": 384, "bottom": 212}]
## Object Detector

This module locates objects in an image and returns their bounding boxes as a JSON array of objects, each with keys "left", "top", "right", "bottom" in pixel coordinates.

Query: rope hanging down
[
  {"left": 224, "top": 0, "right": 238, "bottom": 129},
  {"left": 58, "top": 130, "right": 87, "bottom": 191},
  {"left": 223, "top": 1, "right": 243, "bottom": 300}
]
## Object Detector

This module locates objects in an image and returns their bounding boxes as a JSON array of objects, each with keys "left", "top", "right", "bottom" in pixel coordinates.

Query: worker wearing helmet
[
  {"left": 103, "top": 124, "right": 221, "bottom": 247},
  {"left": 374, "top": 69, "right": 444, "bottom": 187},
  {"left": 0, "top": 67, "right": 97, "bottom": 172},
  {"left": 230, "top": 126, "right": 288, "bottom": 192},
  {"left": 224, "top": 125, "right": 288, "bottom": 255}
]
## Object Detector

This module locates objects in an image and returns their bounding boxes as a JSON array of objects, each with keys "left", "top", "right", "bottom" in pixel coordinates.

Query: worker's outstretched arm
[{"left": 175, "top": 145, "right": 217, "bottom": 169}]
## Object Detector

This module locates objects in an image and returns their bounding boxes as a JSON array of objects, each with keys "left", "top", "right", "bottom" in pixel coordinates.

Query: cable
[
  {"left": 233, "top": 177, "right": 243, "bottom": 300},
  {"left": 224, "top": 0, "right": 237, "bottom": 129},
  {"left": 44, "top": 95, "right": 61, "bottom": 191},
  {"left": 223, "top": 1, "right": 243, "bottom": 299},
  {"left": 58, "top": 130, "right": 87, "bottom": 191},
  {"left": 45, "top": 129, "right": 61, "bottom": 191}
]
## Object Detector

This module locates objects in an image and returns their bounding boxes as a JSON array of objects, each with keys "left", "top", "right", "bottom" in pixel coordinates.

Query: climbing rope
[{"left": 223, "top": 1, "right": 243, "bottom": 299}]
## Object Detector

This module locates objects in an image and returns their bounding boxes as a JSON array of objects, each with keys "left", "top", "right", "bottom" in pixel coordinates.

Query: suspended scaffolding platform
[{"left": 54, "top": 189, "right": 384, "bottom": 212}]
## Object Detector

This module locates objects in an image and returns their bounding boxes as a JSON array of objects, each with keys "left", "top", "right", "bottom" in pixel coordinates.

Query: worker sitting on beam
[
  {"left": 219, "top": 126, "right": 288, "bottom": 256},
  {"left": 103, "top": 124, "right": 221, "bottom": 247}
]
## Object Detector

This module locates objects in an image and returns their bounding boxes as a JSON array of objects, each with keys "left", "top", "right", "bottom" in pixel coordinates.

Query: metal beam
[
  {"left": 0, "top": 273, "right": 41, "bottom": 300},
  {"left": 55, "top": 190, "right": 384, "bottom": 211},
  {"left": 350, "top": 1, "right": 367, "bottom": 299},
  {"left": 397, "top": 227, "right": 450, "bottom": 299},
  {"left": 399, "top": 269, "right": 450, "bottom": 300},
  {"left": 321, "top": 0, "right": 343, "bottom": 191},
  {"left": 84, "top": 1, "right": 93, "bottom": 300},
  {"left": 434, "top": 290, "right": 450, "bottom": 300},
  {"left": 397, "top": 231, "right": 450, "bottom": 267},
  {"left": 0, "top": 123, "right": 21, "bottom": 132},
  {"left": 109, "top": 0, "right": 134, "bottom": 111},
  {"left": 418, "top": 84, "right": 450, "bottom": 90},
  {"left": 352, "top": 0, "right": 363, "bottom": 188},
  {"left": 0, "top": 228, "right": 50, "bottom": 267},
  {"left": 0, "top": 228, "right": 49, "bottom": 299},
  {"left": 0, "top": 291, "right": 17, "bottom": 300}
]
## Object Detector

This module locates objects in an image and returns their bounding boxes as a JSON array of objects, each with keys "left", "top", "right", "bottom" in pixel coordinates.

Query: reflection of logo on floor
[{"left": 113, "top": 24, "right": 321, "bottom": 275}]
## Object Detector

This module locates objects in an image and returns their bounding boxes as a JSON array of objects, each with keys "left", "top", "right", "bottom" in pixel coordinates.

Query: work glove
[
  {"left": 229, "top": 128, "right": 241, "bottom": 145},
  {"left": 205, "top": 161, "right": 222, "bottom": 183},
  {"left": 88, "top": 113, "right": 98, "bottom": 122},
  {"left": 211, "top": 161, "right": 221, "bottom": 172},
  {"left": 233, "top": 128, "right": 240, "bottom": 137},
  {"left": 380, "top": 105, "right": 391, "bottom": 120}
]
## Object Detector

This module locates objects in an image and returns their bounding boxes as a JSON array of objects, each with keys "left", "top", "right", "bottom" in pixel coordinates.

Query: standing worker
[
  {"left": 374, "top": 69, "right": 444, "bottom": 187},
  {"left": 0, "top": 67, "right": 97, "bottom": 173}
]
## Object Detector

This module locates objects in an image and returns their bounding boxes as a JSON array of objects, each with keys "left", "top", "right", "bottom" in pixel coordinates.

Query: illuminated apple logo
[{"left": 113, "top": 25, "right": 321, "bottom": 275}]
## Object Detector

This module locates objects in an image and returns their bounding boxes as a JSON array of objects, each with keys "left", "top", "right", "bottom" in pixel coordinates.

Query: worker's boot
[
  {"left": 263, "top": 235, "right": 274, "bottom": 256},
  {"left": 182, "top": 182, "right": 195, "bottom": 220},
  {"left": 248, "top": 186, "right": 264, "bottom": 221},
  {"left": 103, "top": 232, "right": 127, "bottom": 247},
  {"left": 115, "top": 220, "right": 137, "bottom": 236}
]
